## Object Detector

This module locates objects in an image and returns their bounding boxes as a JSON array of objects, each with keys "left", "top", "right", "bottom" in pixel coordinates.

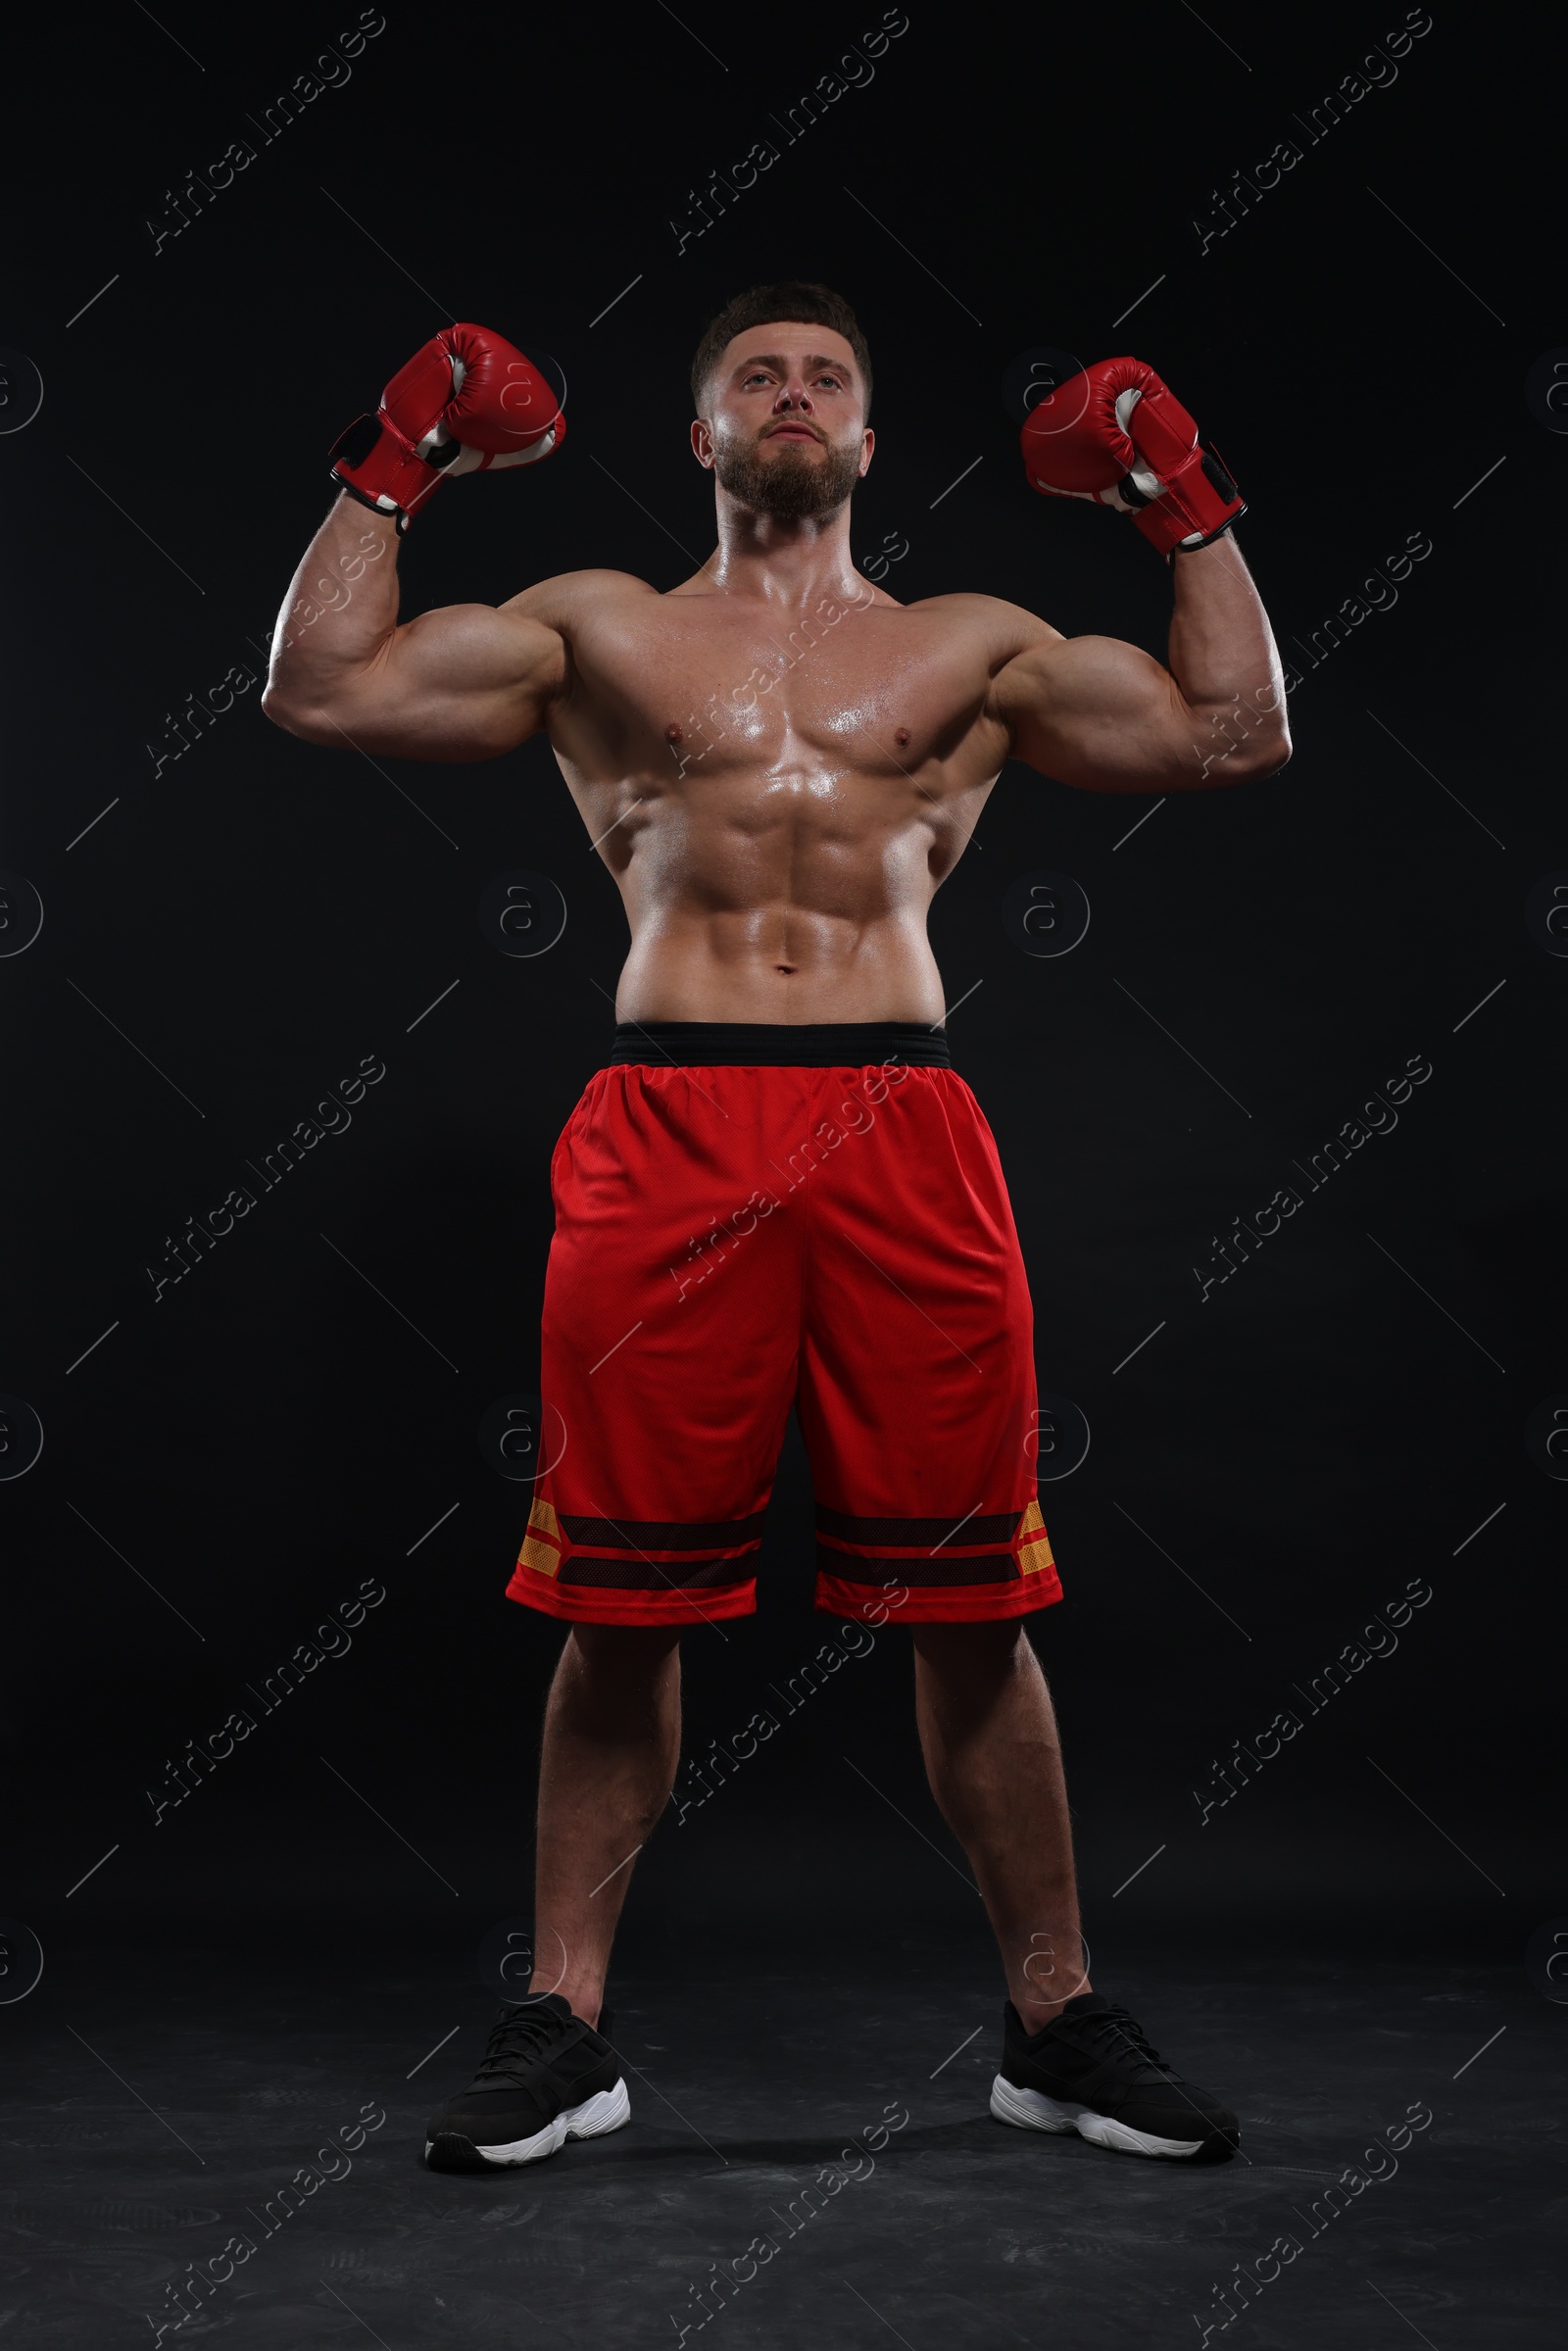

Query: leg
[
  {"left": 911, "top": 1620, "right": 1090, "bottom": 2026},
  {"left": 530, "top": 1623, "right": 682, "bottom": 2025},
  {"left": 795, "top": 1070, "right": 1237, "bottom": 2157},
  {"left": 914, "top": 1617, "right": 1241, "bottom": 2160},
  {"left": 509, "top": 1055, "right": 806, "bottom": 2014}
]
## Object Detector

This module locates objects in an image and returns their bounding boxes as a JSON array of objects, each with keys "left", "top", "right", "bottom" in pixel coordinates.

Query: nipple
[
  {"left": 895, "top": 727, "right": 911, "bottom": 748},
  {"left": 665, "top": 723, "right": 684, "bottom": 745}
]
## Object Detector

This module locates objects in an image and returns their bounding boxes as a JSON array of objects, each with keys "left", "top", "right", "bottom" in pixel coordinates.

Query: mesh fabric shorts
[{"left": 507, "top": 1022, "right": 1061, "bottom": 1627}]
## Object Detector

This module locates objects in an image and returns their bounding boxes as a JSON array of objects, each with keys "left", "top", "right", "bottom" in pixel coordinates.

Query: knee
[
  {"left": 912, "top": 1618, "right": 1034, "bottom": 1707},
  {"left": 911, "top": 1619, "right": 1027, "bottom": 1674},
  {"left": 565, "top": 1623, "right": 681, "bottom": 1694}
]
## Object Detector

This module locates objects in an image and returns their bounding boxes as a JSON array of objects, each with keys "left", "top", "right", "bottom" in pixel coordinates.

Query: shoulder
[
  {"left": 502, "top": 568, "right": 661, "bottom": 632},
  {"left": 906, "top": 591, "right": 1063, "bottom": 671}
]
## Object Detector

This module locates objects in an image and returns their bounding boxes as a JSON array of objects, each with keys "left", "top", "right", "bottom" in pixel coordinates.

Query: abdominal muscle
[
  {"left": 599, "top": 774, "right": 953, "bottom": 1028},
  {"left": 615, "top": 901, "right": 947, "bottom": 1025}
]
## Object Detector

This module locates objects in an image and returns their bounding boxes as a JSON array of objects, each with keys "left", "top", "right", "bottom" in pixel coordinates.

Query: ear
[
  {"left": 858, "top": 427, "right": 875, "bottom": 479},
  {"left": 691, "top": 418, "right": 715, "bottom": 469}
]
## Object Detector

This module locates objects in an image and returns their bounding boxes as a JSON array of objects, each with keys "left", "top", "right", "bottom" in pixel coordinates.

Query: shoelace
[
  {"left": 1063, "top": 2004, "right": 1178, "bottom": 2081},
  {"left": 472, "top": 2002, "right": 572, "bottom": 2088}
]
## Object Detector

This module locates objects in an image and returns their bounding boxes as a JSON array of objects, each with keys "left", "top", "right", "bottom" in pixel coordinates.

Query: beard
[{"left": 713, "top": 430, "right": 861, "bottom": 520}]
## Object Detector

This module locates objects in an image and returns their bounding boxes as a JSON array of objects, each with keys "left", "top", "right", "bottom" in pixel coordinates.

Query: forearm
[
  {"left": 1167, "top": 535, "right": 1291, "bottom": 782},
  {"left": 263, "top": 496, "right": 401, "bottom": 731}
]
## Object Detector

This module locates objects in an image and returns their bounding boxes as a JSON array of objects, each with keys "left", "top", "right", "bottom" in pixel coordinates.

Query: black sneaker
[
  {"left": 423, "top": 1993, "right": 629, "bottom": 2172},
  {"left": 990, "top": 1990, "right": 1239, "bottom": 2160}
]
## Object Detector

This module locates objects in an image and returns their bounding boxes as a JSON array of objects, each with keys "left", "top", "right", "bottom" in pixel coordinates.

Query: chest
[{"left": 571, "top": 598, "right": 991, "bottom": 772}]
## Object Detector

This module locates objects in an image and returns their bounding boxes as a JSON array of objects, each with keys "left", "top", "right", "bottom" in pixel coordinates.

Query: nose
[{"left": 774, "top": 378, "right": 813, "bottom": 412}]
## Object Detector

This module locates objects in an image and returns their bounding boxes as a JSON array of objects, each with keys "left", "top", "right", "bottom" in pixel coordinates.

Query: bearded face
[{"left": 711, "top": 424, "right": 863, "bottom": 520}]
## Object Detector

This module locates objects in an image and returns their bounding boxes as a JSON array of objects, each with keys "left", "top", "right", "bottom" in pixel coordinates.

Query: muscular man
[{"left": 264, "top": 283, "right": 1290, "bottom": 2173}]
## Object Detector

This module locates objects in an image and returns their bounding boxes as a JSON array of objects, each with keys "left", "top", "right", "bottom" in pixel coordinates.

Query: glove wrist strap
[
  {"left": 1133, "top": 444, "right": 1246, "bottom": 557},
  {"left": 329, "top": 413, "right": 448, "bottom": 532}
]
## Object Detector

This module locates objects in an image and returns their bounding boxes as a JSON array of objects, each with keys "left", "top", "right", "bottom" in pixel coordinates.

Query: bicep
[
  {"left": 994, "top": 633, "right": 1198, "bottom": 792},
  {"left": 291, "top": 601, "right": 566, "bottom": 763}
]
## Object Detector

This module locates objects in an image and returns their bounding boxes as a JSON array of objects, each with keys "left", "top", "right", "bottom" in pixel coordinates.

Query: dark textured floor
[{"left": 4, "top": 1935, "right": 1562, "bottom": 2347}]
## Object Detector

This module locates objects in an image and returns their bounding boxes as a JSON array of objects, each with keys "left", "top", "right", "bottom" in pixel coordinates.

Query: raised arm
[
  {"left": 995, "top": 353, "right": 1291, "bottom": 791},
  {"left": 262, "top": 496, "right": 566, "bottom": 761},
  {"left": 993, "top": 531, "right": 1291, "bottom": 792},
  {"left": 262, "top": 322, "right": 568, "bottom": 763}
]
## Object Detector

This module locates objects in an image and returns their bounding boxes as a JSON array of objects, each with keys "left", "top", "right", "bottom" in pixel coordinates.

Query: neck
[{"left": 697, "top": 496, "right": 862, "bottom": 607}]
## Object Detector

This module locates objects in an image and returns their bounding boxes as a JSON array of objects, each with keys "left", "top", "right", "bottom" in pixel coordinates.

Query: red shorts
[{"left": 507, "top": 1023, "right": 1061, "bottom": 1628}]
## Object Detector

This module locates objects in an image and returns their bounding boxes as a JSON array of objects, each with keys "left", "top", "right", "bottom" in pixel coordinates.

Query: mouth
[{"left": 764, "top": 423, "right": 822, "bottom": 443}]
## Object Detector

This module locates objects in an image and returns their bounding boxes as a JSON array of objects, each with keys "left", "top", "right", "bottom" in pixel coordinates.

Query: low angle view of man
[{"left": 262, "top": 280, "right": 1291, "bottom": 2175}]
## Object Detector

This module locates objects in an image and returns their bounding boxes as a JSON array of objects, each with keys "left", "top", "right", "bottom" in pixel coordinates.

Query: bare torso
[
  {"left": 264, "top": 367, "right": 1286, "bottom": 1004},
  {"left": 514, "top": 567, "right": 1053, "bottom": 1025}
]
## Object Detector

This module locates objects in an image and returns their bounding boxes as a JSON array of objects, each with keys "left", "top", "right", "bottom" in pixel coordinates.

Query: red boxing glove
[
  {"left": 1020, "top": 357, "right": 1244, "bottom": 557},
  {"left": 330, "top": 323, "right": 565, "bottom": 531}
]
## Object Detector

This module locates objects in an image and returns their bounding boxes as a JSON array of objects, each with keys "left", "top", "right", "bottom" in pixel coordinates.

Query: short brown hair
[{"left": 691, "top": 282, "right": 872, "bottom": 418}]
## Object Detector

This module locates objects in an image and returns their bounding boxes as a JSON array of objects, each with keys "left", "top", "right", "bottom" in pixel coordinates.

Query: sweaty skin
[{"left": 263, "top": 322, "right": 1291, "bottom": 1026}]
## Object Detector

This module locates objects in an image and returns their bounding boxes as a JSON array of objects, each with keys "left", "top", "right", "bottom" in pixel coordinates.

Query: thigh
[
  {"left": 796, "top": 1067, "right": 1061, "bottom": 1626},
  {"left": 509, "top": 1065, "right": 804, "bottom": 1627}
]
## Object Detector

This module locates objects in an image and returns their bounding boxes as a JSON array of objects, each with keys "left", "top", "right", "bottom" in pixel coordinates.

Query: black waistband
[{"left": 609, "top": 1021, "right": 952, "bottom": 1068}]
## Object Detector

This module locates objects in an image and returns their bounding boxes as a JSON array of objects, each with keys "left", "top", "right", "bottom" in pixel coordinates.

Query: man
[{"left": 264, "top": 282, "right": 1290, "bottom": 2174}]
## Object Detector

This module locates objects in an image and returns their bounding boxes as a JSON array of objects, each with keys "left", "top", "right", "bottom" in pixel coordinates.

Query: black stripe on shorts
[
  {"left": 817, "top": 1545, "right": 1021, "bottom": 1589},
  {"left": 557, "top": 1555, "right": 756, "bottom": 1590},
  {"left": 559, "top": 1511, "right": 767, "bottom": 1552},
  {"left": 816, "top": 1506, "right": 1023, "bottom": 1548}
]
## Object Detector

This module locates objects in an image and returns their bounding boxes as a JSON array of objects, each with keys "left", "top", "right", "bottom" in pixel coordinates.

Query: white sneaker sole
[
  {"left": 425, "top": 2079, "right": 631, "bottom": 2168},
  {"left": 990, "top": 2072, "right": 1204, "bottom": 2160}
]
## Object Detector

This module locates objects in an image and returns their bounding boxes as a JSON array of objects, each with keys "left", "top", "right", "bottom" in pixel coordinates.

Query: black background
[{"left": 4, "top": 0, "right": 1561, "bottom": 2006}]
